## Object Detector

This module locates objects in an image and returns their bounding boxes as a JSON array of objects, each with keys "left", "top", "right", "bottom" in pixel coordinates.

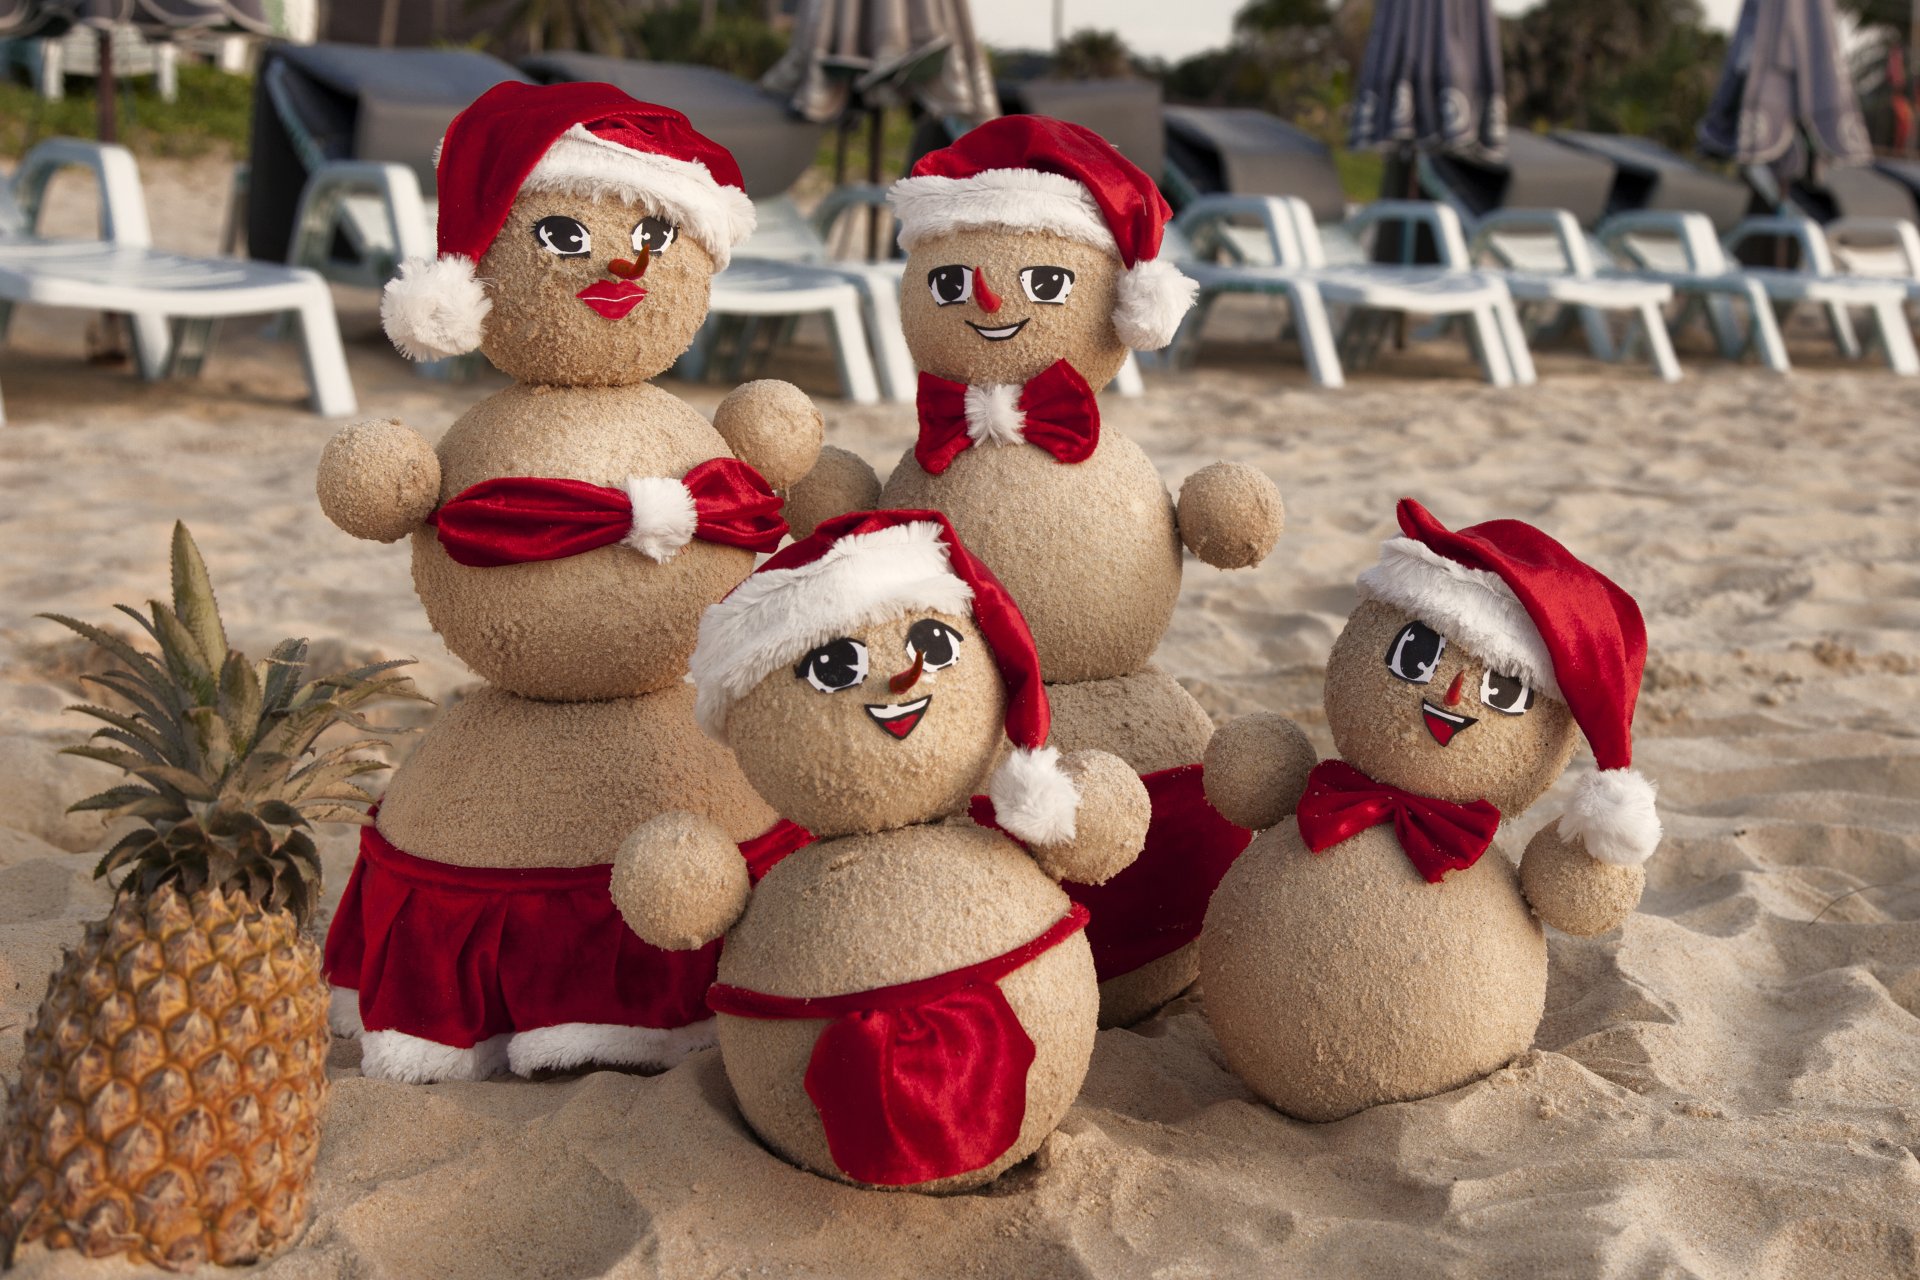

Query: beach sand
[{"left": 0, "top": 157, "right": 1916, "bottom": 1277}]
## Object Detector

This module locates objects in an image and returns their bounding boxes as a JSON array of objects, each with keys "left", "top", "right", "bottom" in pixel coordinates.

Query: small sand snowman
[
  {"left": 789, "top": 116, "right": 1285, "bottom": 1027},
  {"left": 1200, "top": 499, "right": 1661, "bottom": 1121},
  {"left": 315, "top": 83, "right": 823, "bottom": 1083},
  {"left": 612, "top": 510, "right": 1150, "bottom": 1191}
]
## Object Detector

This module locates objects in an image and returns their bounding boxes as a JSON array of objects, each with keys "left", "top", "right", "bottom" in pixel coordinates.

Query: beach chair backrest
[{"left": 736, "top": 197, "right": 828, "bottom": 264}]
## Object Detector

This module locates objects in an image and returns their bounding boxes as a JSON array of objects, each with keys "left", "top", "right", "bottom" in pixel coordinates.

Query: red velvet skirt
[{"left": 323, "top": 819, "right": 720, "bottom": 1048}]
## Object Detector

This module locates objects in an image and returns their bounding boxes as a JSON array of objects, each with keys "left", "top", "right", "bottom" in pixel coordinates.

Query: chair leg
[
  {"left": 1287, "top": 283, "right": 1344, "bottom": 389},
  {"left": 1468, "top": 306, "right": 1515, "bottom": 388},
  {"left": 293, "top": 296, "right": 358, "bottom": 417},
  {"left": 1870, "top": 300, "right": 1920, "bottom": 375},
  {"left": 856, "top": 277, "right": 916, "bottom": 403},
  {"left": 1492, "top": 300, "right": 1537, "bottom": 386},
  {"left": 1704, "top": 292, "right": 1746, "bottom": 359},
  {"left": 824, "top": 297, "right": 881, "bottom": 405},
  {"left": 1112, "top": 352, "right": 1145, "bottom": 396},
  {"left": 1823, "top": 300, "right": 1862, "bottom": 360},
  {"left": 128, "top": 312, "right": 173, "bottom": 381},
  {"left": 168, "top": 319, "right": 218, "bottom": 378},
  {"left": 0, "top": 299, "right": 13, "bottom": 344},
  {"left": 679, "top": 315, "right": 719, "bottom": 381},
  {"left": 1638, "top": 302, "right": 1682, "bottom": 382},
  {"left": 1577, "top": 306, "right": 1616, "bottom": 362},
  {"left": 1742, "top": 283, "right": 1791, "bottom": 373}
]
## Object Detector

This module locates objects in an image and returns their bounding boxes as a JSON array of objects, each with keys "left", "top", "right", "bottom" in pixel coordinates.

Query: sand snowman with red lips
[
  {"left": 1200, "top": 499, "right": 1663, "bottom": 1121},
  {"left": 314, "top": 83, "right": 823, "bottom": 1084},
  {"left": 611, "top": 510, "right": 1151, "bottom": 1191},
  {"left": 789, "top": 116, "right": 1287, "bottom": 1027}
]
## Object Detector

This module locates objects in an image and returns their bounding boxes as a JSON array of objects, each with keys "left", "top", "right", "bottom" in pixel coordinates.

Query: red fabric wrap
[
  {"left": 969, "top": 763, "right": 1251, "bottom": 981},
  {"left": 1295, "top": 759, "right": 1503, "bottom": 884},
  {"left": 322, "top": 819, "right": 718, "bottom": 1045},
  {"left": 706, "top": 904, "right": 1089, "bottom": 1187},
  {"left": 914, "top": 360, "right": 1100, "bottom": 476},
  {"left": 426, "top": 458, "right": 786, "bottom": 568}
]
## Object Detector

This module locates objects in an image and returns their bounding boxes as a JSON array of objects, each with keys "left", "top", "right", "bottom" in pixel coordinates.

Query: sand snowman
[
  {"left": 612, "top": 510, "right": 1150, "bottom": 1190},
  {"left": 314, "top": 83, "right": 823, "bottom": 1084},
  {"left": 789, "top": 116, "right": 1285, "bottom": 1026},
  {"left": 1200, "top": 499, "right": 1661, "bottom": 1121}
]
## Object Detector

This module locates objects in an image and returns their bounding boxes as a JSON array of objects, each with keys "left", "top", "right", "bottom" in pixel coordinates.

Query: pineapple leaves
[{"left": 45, "top": 522, "right": 428, "bottom": 926}]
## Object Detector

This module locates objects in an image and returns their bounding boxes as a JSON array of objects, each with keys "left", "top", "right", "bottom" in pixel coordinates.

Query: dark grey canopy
[
  {"left": 1698, "top": 0, "right": 1869, "bottom": 172},
  {"left": 1349, "top": 0, "right": 1506, "bottom": 159}
]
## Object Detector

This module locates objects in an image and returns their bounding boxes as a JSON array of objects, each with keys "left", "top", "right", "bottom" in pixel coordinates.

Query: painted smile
[
  {"left": 865, "top": 694, "right": 931, "bottom": 740},
  {"left": 1421, "top": 701, "right": 1477, "bottom": 747},
  {"left": 576, "top": 279, "right": 647, "bottom": 318},
  {"left": 966, "top": 319, "right": 1028, "bottom": 341}
]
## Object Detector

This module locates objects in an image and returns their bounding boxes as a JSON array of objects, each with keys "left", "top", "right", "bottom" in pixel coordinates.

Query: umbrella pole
[
  {"left": 95, "top": 27, "right": 117, "bottom": 144},
  {"left": 867, "top": 106, "right": 885, "bottom": 260}
]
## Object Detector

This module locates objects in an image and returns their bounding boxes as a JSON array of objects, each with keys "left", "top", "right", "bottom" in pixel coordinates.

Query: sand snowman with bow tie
[
  {"left": 312, "top": 82, "right": 824, "bottom": 1084},
  {"left": 791, "top": 116, "right": 1287, "bottom": 1026}
]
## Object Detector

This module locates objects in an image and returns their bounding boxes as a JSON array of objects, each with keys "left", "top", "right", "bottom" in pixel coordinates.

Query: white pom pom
[
  {"left": 1112, "top": 257, "right": 1198, "bottom": 350},
  {"left": 989, "top": 746, "right": 1080, "bottom": 847},
  {"left": 380, "top": 255, "right": 490, "bottom": 361},
  {"left": 1557, "top": 769, "right": 1661, "bottom": 867},
  {"left": 622, "top": 475, "right": 698, "bottom": 562}
]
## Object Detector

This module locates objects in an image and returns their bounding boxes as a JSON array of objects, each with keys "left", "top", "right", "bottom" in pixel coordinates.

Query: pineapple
[{"left": 0, "top": 523, "right": 422, "bottom": 1270}]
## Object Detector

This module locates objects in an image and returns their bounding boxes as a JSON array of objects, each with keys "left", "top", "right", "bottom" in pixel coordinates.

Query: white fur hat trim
[
  {"left": 381, "top": 254, "right": 491, "bottom": 361},
  {"left": 522, "top": 125, "right": 757, "bottom": 269},
  {"left": 888, "top": 168, "right": 1195, "bottom": 351},
  {"left": 622, "top": 475, "right": 698, "bottom": 563},
  {"left": 989, "top": 745, "right": 1080, "bottom": 847},
  {"left": 1558, "top": 769, "right": 1661, "bottom": 866},
  {"left": 1356, "top": 536, "right": 1562, "bottom": 701},
  {"left": 691, "top": 521, "right": 974, "bottom": 743}
]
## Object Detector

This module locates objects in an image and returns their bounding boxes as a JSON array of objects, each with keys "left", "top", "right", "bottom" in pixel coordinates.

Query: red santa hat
[
  {"left": 887, "top": 115, "right": 1197, "bottom": 351},
  {"left": 690, "top": 509, "right": 1081, "bottom": 847},
  {"left": 381, "top": 81, "right": 756, "bottom": 362},
  {"left": 1355, "top": 498, "right": 1661, "bottom": 867}
]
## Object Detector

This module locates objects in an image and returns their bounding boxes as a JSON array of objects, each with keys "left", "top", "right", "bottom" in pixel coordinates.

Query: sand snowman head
[
  {"left": 690, "top": 510, "right": 1106, "bottom": 847},
  {"left": 1325, "top": 499, "right": 1662, "bottom": 863},
  {"left": 381, "top": 80, "right": 755, "bottom": 386}
]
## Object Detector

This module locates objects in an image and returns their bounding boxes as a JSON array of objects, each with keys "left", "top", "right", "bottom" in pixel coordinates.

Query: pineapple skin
[{"left": 0, "top": 883, "right": 330, "bottom": 1271}]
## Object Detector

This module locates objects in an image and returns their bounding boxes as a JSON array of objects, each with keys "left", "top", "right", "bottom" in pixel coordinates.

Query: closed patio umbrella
[
  {"left": 1698, "top": 0, "right": 1870, "bottom": 179},
  {"left": 1348, "top": 0, "right": 1507, "bottom": 161},
  {"left": 761, "top": 0, "right": 997, "bottom": 130}
]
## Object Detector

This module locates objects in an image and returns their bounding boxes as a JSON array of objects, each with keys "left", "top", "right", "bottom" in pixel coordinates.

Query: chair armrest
[
  {"left": 1722, "top": 214, "right": 1837, "bottom": 275},
  {"left": 12, "top": 137, "right": 153, "bottom": 246},
  {"left": 289, "top": 160, "right": 434, "bottom": 270},
  {"left": 809, "top": 183, "right": 891, "bottom": 244},
  {"left": 1170, "top": 194, "right": 1308, "bottom": 267},
  {"left": 1471, "top": 208, "right": 1596, "bottom": 276},
  {"left": 1824, "top": 216, "right": 1920, "bottom": 277},
  {"left": 1597, "top": 209, "right": 1725, "bottom": 274},
  {"left": 1346, "top": 199, "right": 1473, "bottom": 269}
]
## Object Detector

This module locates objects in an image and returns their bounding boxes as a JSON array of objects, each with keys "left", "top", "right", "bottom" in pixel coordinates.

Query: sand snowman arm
[
  {"left": 710, "top": 379, "right": 826, "bottom": 493},
  {"left": 1202, "top": 712, "right": 1318, "bottom": 831},
  {"left": 611, "top": 811, "right": 752, "bottom": 950},
  {"left": 1174, "top": 462, "right": 1285, "bottom": 570},
  {"left": 1015, "top": 749, "right": 1153, "bottom": 885},
  {"left": 1519, "top": 821, "right": 1649, "bottom": 938},
  {"left": 780, "top": 446, "right": 883, "bottom": 542},
  {"left": 315, "top": 419, "right": 442, "bottom": 544}
]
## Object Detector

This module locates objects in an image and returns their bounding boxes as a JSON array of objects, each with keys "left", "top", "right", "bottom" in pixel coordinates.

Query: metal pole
[{"left": 1053, "top": 0, "right": 1063, "bottom": 49}]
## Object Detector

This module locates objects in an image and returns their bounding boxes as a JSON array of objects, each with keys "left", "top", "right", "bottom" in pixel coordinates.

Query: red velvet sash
[
  {"left": 706, "top": 903, "right": 1089, "bottom": 1186},
  {"left": 737, "top": 819, "right": 812, "bottom": 884},
  {"left": 427, "top": 458, "right": 785, "bottom": 567}
]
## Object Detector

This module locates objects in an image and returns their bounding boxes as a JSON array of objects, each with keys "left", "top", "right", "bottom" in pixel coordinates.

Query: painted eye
[
  {"left": 1019, "top": 266, "right": 1074, "bottom": 304},
  {"left": 796, "top": 638, "right": 868, "bottom": 692},
  {"left": 631, "top": 216, "right": 676, "bottom": 254},
  {"left": 1385, "top": 621, "right": 1446, "bottom": 684},
  {"left": 928, "top": 265, "right": 974, "bottom": 306},
  {"left": 905, "top": 619, "right": 964, "bottom": 672},
  {"left": 1480, "top": 669, "right": 1534, "bottom": 716},
  {"left": 533, "top": 215, "right": 591, "bottom": 257}
]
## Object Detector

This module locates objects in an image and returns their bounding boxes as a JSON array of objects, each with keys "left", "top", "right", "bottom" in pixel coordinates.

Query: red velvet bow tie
[
  {"left": 427, "top": 457, "right": 785, "bottom": 568},
  {"left": 1295, "top": 759, "right": 1502, "bottom": 884},
  {"left": 914, "top": 359, "right": 1100, "bottom": 475}
]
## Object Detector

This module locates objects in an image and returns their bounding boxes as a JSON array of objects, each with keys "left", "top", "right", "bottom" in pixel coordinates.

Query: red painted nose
[
  {"left": 973, "top": 265, "right": 1002, "bottom": 313},
  {"left": 889, "top": 649, "right": 925, "bottom": 694},
  {"left": 1444, "top": 670, "right": 1466, "bottom": 706},
  {"left": 608, "top": 245, "right": 651, "bottom": 279}
]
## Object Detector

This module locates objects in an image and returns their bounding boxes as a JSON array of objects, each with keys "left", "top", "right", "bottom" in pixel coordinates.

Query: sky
[{"left": 968, "top": 0, "right": 1748, "bottom": 64}]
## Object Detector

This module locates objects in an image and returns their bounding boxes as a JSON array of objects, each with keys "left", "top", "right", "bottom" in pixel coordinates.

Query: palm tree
[
  {"left": 486, "top": 0, "right": 635, "bottom": 55},
  {"left": 1053, "top": 28, "right": 1134, "bottom": 79}
]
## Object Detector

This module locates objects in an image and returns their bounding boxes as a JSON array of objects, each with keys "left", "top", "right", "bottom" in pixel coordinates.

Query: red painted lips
[
  {"left": 866, "top": 695, "right": 931, "bottom": 740},
  {"left": 576, "top": 279, "right": 647, "bottom": 318},
  {"left": 1421, "top": 701, "right": 1476, "bottom": 746}
]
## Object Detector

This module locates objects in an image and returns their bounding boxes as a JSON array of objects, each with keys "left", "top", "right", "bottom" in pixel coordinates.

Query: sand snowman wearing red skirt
[
  {"left": 789, "top": 117, "right": 1285, "bottom": 1026},
  {"left": 314, "top": 83, "right": 823, "bottom": 1083},
  {"left": 612, "top": 510, "right": 1150, "bottom": 1190},
  {"left": 1201, "top": 499, "right": 1662, "bottom": 1120}
]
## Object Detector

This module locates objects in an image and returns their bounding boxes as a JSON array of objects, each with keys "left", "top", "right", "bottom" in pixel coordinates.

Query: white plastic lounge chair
[
  {"left": 1599, "top": 210, "right": 1918, "bottom": 376},
  {"left": 1823, "top": 216, "right": 1920, "bottom": 297},
  {"left": 0, "top": 139, "right": 356, "bottom": 422},
  {"left": 1468, "top": 209, "right": 1681, "bottom": 382}
]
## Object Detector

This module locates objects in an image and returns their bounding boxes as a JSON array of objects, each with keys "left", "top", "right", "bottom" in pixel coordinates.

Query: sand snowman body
[
  {"left": 1202, "top": 825, "right": 1546, "bottom": 1122},
  {"left": 714, "top": 822, "right": 1097, "bottom": 1191}
]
